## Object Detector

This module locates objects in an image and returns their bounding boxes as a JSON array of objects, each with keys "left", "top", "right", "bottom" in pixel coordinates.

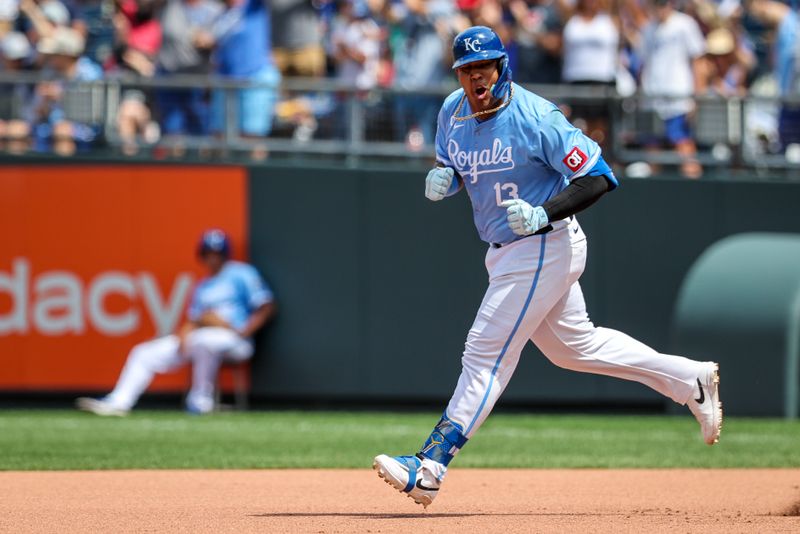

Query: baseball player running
[
  {"left": 77, "top": 229, "right": 275, "bottom": 415},
  {"left": 373, "top": 26, "right": 722, "bottom": 508}
]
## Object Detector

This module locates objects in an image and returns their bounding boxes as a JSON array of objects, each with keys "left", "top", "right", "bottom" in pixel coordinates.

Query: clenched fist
[
  {"left": 500, "top": 199, "right": 549, "bottom": 236},
  {"left": 425, "top": 167, "right": 454, "bottom": 201}
]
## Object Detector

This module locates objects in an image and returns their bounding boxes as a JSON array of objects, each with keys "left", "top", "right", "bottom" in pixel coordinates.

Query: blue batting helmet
[
  {"left": 451, "top": 26, "right": 507, "bottom": 70},
  {"left": 197, "top": 228, "right": 231, "bottom": 258}
]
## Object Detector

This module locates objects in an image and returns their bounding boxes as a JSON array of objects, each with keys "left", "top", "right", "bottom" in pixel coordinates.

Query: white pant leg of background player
[
  {"left": 531, "top": 235, "right": 704, "bottom": 404},
  {"left": 105, "top": 327, "right": 253, "bottom": 411},
  {"left": 185, "top": 327, "right": 253, "bottom": 412},
  {"left": 445, "top": 223, "right": 576, "bottom": 438},
  {"left": 104, "top": 335, "right": 186, "bottom": 410}
]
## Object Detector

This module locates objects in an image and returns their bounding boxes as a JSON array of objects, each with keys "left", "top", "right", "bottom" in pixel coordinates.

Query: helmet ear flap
[{"left": 490, "top": 55, "right": 511, "bottom": 100}]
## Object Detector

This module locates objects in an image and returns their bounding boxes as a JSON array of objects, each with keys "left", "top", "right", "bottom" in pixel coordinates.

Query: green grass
[{"left": 1, "top": 410, "right": 798, "bottom": 470}]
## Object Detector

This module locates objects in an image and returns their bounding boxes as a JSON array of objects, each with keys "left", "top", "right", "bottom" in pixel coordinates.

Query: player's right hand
[{"left": 425, "top": 167, "right": 454, "bottom": 201}]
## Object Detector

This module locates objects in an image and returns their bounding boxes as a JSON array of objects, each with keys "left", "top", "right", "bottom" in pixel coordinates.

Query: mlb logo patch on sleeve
[{"left": 563, "top": 147, "right": 588, "bottom": 172}]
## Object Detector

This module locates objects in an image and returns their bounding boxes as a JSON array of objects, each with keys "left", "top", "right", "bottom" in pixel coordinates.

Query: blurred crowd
[{"left": 0, "top": 0, "right": 797, "bottom": 168}]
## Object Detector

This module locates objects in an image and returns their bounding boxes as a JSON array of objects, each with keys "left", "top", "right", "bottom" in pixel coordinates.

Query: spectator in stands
[
  {"left": 773, "top": 3, "right": 799, "bottom": 151},
  {"left": 390, "top": 0, "right": 454, "bottom": 149},
  {"left": 329, "top": 0, "right": 380, "bottom": 138},
  {"left": 271, "top": 0, "right": 325, "bottom": 77},
  {"left": 561, "top": 0, "right": 619, "bottom": 147},
  {"left": 507, "top": 0, "right": 564, "bottom": 84},
  {"left": 695, "top": 26, "right": 754, "bottom": 96},
  {"left": 17, "top": 0, "right": 85, "bottom": 44},
  {"left": 155, "top": 0, "right": 221, "bottom": 148},
  {"left": 113, "top": 0, "right": 161, "bottom": 77},
  {"left": 739, "top": 0, "right": 774, "bottom": 81},
  {"left": 0, "top": 0, "right": 19, "bottom": 37},
  {"left": 638, "top": 0, "right": 705, "bottom": 179},
  {"left": 202, "top": 0, "right": 280, "bottom": 158},
  {"left": 367, "top": 0, "right": 393, "bottom": 87},
  {"left": 76, "top": 229, "right": 276, "bottom": 416},
  {"left": 454, "top": 0, "right": 507, "bottom": 41},
  {"left": 270, "top": 0, "right": 326, "bottom": 142},
  {"left": 330, "top": 0, "right": 380, "bottom": 90},
  {"left": 745, "top": 0, "right": 799, "bottom": 151},
  {"left": 77, "top": 0, "right": 117, "bottom": 67},
  {"left": 26, "top": 27, "right": 103, "bottom": 155},
  {"left": 0, "top": 31, "right": 34, "bottom": 153},
  {"left": 112, "top": 0, "right": 162, "bottom": 155}
]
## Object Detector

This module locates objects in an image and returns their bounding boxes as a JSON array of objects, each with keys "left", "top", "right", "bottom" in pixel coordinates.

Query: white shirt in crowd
[
  {"left": 562, "top": 13, "right": 619, "bottom": 83},
  {"left": 0, "top": 0, "right": 17, "bottom": 20},
  {"left": 640, "top": 11, "right": 706, "bottom": 118},
  {"left": 332, "top": 18, "right": 380, "bottom": 90}
]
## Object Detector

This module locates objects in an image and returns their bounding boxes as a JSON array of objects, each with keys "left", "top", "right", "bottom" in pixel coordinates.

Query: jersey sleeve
[
  {"left": 538, "top": 109, "right": 601, "bottom": 180},
  {"left": 239, "top": 264, "right": 274, "bottom": 311}
]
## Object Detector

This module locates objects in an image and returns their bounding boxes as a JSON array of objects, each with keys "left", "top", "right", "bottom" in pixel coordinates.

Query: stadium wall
[
  {"left": 2, "top": 163, "right": 800, "bottom": 413},
  {"left": 247, "top": 165, "right": 800, "bottom": 413}
]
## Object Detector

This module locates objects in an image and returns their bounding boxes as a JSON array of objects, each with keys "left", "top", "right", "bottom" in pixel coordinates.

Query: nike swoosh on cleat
[
  {"left": 415, "top": 479, "right": 439, "bottom": 492},
  {"left": 695, "top": 378, "right": 705, "bottom": 404}
]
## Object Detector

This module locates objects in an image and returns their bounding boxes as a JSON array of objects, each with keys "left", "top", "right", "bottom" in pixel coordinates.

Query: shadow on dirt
[
  {"left": 782, "top": 501, "right": 800, "bottom": 517},
  {"left": 251, "top": 512, "right": 630, "bottom": 519}
]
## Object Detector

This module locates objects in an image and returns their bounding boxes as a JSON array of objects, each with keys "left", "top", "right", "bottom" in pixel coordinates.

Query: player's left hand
[{"left": 500, "top": 199, "right": 549, "bottom": 236}]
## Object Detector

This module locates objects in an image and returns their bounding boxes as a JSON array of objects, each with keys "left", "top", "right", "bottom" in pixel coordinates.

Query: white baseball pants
[
  {"left": 446, "top": 218, "right": 705, "bottom": 437},
  {"left": 104, "top": 327, "right": 253, "bottom": 412}
]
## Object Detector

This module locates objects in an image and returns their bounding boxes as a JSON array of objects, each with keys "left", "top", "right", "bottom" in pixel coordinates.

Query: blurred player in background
[
  {"left": 77, "top": 229, "right": 276, "bottom": 415},
  {"left": 373, "top": 25, "right": 722, "bottom": 508}
]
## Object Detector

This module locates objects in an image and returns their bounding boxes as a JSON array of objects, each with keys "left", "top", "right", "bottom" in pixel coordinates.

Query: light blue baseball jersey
[
  {"left": 436, "top": 82, "right": 614, "bottom": 245},
  {"left": 188, "top": 260, "right": 273, "bottom": 332}
]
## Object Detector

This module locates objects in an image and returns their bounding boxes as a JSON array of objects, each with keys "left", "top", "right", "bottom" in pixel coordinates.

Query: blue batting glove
[
  {"left": 425, "top": 167, "right": 454, "bottom": 201},
  {"left": 500, "top": 199, "right": 549, "bottom": 236}
]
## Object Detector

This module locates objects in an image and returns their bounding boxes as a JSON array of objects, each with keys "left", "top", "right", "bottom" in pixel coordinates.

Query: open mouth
[{"left": 475, "top": 86, "right": 488, "bottom": 101}]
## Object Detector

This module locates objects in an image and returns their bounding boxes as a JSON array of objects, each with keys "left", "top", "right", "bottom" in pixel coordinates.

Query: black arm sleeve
[{"left": 541, "top": 174, "right": 612, "bottom": 222}]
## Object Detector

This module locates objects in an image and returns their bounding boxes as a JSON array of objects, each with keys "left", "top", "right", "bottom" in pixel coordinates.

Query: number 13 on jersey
[{"left": 494, "top": 182, "right": 519, "bottom": 206}]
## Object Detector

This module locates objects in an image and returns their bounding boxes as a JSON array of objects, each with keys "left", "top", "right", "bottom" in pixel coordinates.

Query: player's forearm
[
  {"left": 177, "top": 321, "right": 197, "bottom": 337},
  {"left": 692, "top": 57, "right": 704, "bottom": 94},
  {"left": 197, "top": 312, "right": 231, "bottom": 328},
  {"left": 24, "top": 7, "right": 57, "bottom": 39},
  {"left": 541, "top": 174, "right": 611, "bottom": 222},
  {"left": 238, "top": 302, "right": 276, "bottom": 338}
]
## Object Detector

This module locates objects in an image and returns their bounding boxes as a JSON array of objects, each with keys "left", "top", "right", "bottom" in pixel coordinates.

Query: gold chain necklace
[{"left": 452, "top": 84, "right": 514, "bottom": 122}]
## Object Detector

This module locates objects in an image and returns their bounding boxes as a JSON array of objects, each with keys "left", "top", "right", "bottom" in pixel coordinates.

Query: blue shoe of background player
[
  {"left": 373, "top": 454, "right": 446, "bottom": 508},
  {"left": 185, "top": 393, "right": 214, "bottom": 415}
]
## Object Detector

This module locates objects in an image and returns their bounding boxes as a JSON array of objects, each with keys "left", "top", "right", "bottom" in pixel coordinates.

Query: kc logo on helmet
[
  {"left": 463, "top": 38, "right": 482, "bottom": 53},
  {"left": 563, "top": 146, "right": 588, "bottom": 172}
]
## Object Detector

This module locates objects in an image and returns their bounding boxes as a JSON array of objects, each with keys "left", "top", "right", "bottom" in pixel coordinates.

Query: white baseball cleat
[
  {"left": 373, "top": 454, "right": 444, "bottom": 508},
  {"left": 687, "top": 362, "right": 722, "bottom": 445},
  {"left": 75, "top": 397, "right": 129, "bottom": 417}
]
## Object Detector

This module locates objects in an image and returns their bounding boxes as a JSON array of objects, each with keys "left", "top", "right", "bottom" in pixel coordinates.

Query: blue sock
[{"left": 418, "top": 414, "right": 468, "bottom": 467}]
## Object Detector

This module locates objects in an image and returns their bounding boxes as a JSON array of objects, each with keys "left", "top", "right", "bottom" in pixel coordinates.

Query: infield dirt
[{"left": 2, "top": 469, "right": 798, "bottom": 533}]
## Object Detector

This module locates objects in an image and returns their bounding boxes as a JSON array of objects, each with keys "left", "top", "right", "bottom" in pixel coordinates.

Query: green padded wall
[
  {"left": 248, "top": 165, "right": 800, "bottom": 414},
  {"left": 673, "top": 233, "right": 800, "bottom": 417}
]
